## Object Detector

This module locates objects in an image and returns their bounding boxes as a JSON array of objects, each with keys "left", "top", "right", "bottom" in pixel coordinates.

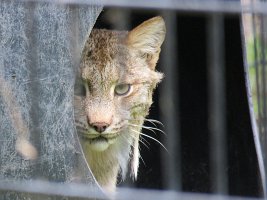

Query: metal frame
[{"left": 0, "top": 0, "right": 266, "bottom": 199}]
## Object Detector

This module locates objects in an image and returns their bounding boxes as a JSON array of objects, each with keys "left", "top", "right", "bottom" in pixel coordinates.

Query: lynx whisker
[
  {"left": 123, "top": 134, "right": 146, "bottom": 166},
  {"left": 121, "top": 134, "right": 148, "bottom": 166},
  {"left": 130, "top": 118, "right": 164, "bottom": 127},
  {"left": 144, "top": 119, "right": 164, "bottom": 127},
  {"left": 121, "top": 134, "right": 134, "bottom": 146},
  {"left": 75, "top": 121, "right": 87, "bottom": 127},
  {"left": 122, "top": 130, "right": 149, "bottom": 149},
  {"left": 128, "top": 133, "right": 150, "bottom": 149},
  {"left": 143, "top": 120, "right": 158, "bottom": 128},
  {"left": 75, "top": 122, "right": 88, "bottom": 132},
  {"left": 129, "top": 123, "right": 166, "bottom": 136},
  {"left": 75, "top": 121, "right": 86, "bottom": 126},
  {"left": 75, "top": 124, "right": 87, "bottom": 129},
  {"left": 129, "top": 123, "right": 156, "bottom": 135},
  {"left": 76, "top": 126, "right": 87, "bottom": 132},
  {"left": 144, "top": 126, "right": 166, "bottom": 136},
  {"left": 74, "top": 113, "right": 86, "bottom": 117},
  {"left": 74, "top": 114, "right": 81, "bottom": 117},
  {"left": 76, "top": 129, "right": 88, "bottom": 135},
  {"left": 140, "top": 137, "right": 150, "bottom": 149},
  {"left": 76, "top": 127, "right": 88, "bottom": 133},
  {"left": 130, "top": 129, "right": 168, "bottom": 152}
]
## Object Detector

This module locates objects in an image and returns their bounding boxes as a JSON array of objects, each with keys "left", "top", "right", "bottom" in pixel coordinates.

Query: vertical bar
[
  {"left": 25, "top": 2, "right": 42, "bottom": 174},
  {"left": 251, "top": 12, "right": 263, "bottom": 140},
  {"left": 160, "top": 11, "right": 181, "bottom": 191},
  {"left": 250, "top": 2, "right": 267, "bottom": 184},
  {"left": 247, "top": 1, "right": 267, "bottom": 196},
  {"left": 207, "top": 14, "right": 228, "bottom": 194},
  {"left": 259, "top": 14, "right": 267, "bottom": 156},
  {"left": 106, "top": 8, "right": 131, "bottom": 30},
  {"left": 259, "top": 13, "right": 267, "bottom": 193},
  {"left": 69, "top": 4, "right": 80, "bottom": 71},
  {"left": 109, "top": 8, "right": 133, "bottom": 187}
]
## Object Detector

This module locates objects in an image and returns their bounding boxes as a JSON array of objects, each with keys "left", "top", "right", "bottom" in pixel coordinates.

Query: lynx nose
[{"left": 91, "top": 122, "right": 109, "bottom": 133}]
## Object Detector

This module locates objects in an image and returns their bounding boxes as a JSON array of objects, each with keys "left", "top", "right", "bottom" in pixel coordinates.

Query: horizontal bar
[
  {"left": 0, "top": 180, "right": 105, "bottom": 199},
  {"left": 0, "top": 179, "right": 264, "bottom": 200},
  {"left": 17, "top": 0, "right": 267, "bottom": 15}
]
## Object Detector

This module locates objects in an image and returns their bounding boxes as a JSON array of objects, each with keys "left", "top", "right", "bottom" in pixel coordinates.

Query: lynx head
[{"left": 75, "top": 16, "right": 165, "bottom": 188}]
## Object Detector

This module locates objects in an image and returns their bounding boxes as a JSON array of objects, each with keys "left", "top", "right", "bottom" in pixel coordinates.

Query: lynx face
[{"left": 74, "top": 16, "right": 165, "bottom": 191}]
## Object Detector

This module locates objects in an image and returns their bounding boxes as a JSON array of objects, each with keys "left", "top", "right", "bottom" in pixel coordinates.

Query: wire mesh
[
  {"left": 0, "top": 0, "right": 103, "bottom": 199},
  {"left": 0, "top": 0, "right": 266, "bottom": 199}
]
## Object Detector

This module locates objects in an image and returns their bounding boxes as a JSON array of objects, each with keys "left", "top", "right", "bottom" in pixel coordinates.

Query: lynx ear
[{"left": 126, "top": 16, "right": 166, "bottom": 55}]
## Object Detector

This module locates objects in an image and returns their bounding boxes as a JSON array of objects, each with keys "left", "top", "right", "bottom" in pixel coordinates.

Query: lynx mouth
[
  {"left": 80, "top": 133, "right": 119, "bottom": 151},
  {"left": 80, "top": 132, "right": 120, "bottom": 140},
  {"left": 88, "top": 136, "right": 108, "bottom": 143}
]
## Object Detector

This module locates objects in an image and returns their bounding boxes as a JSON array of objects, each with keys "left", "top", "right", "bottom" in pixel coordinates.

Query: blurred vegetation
[{"left": 246, "top": 36, "right": 266, "bottom": 120}]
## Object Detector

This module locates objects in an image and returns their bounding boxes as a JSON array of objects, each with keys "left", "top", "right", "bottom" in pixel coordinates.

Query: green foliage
[{"left": 245, "top": 37, "right": 267, "bottom": 118}]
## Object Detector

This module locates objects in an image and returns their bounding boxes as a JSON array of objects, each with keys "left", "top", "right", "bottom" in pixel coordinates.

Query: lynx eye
[
  {"left": 77, "top": 85, "right": 86, "bottom": 97},
  {"left": 114, "top": 84, "right": 132, "bottom": 96},
  {"left": 74, "top": 80, "right": 86, "bottom": 97}
]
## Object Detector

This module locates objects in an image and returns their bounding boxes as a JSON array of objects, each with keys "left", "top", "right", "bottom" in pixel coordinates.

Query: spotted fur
[{"left": 74, "top": 16, "right": 166, "bottom": 193}]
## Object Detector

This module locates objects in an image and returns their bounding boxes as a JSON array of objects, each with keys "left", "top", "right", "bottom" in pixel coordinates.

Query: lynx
[{"left": 74, "top": 16, "right": 166, "bottom": 192}]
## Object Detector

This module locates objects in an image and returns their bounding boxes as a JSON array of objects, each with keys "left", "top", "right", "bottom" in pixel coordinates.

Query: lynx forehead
[
  {"left": 75, "top": 16, "right": 166, "bottom": 193},
  {"left": 80, "top": 29, "right": 160, "bottom": 93},
  {"left": 80, "top": 30, "right": 127, "bottom": 93}
]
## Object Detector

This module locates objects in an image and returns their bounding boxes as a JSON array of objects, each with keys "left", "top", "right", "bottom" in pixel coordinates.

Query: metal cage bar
[
  {"left": 160, "top": 10, "right": 181, "bottom": 191},
  {"left": 207, "top": 13, "right": 228, "bottom": 194},
  {"left": 0, "top": 0, "right": 265, "bottom": 199}
]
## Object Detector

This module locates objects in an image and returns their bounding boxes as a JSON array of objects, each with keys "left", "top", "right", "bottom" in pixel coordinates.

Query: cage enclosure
[{"left": 0, "top": 0, "right": 266, "bottom": 200}]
